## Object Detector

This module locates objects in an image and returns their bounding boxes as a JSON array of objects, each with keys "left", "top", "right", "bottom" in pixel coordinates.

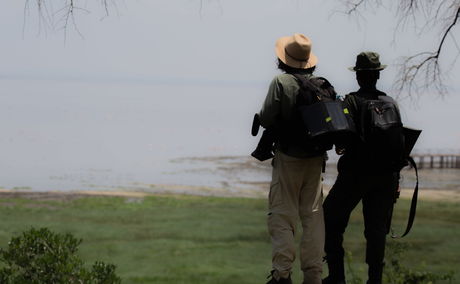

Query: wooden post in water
[{"left": 411, "top": 154, "right": 460, "bottom": 168}]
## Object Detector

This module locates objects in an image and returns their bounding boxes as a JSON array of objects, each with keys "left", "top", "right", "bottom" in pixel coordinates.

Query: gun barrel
[{"left": 251, "top": 113, "right": 261, "bottom": 136}]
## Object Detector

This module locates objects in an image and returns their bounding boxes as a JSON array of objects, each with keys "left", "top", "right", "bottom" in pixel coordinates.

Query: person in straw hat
[
  {"left": 322, "top": 52, "right": 401, "bottom": 284},
  {"left": 258, "top": 33, "right": 335, "bottom": 284}
]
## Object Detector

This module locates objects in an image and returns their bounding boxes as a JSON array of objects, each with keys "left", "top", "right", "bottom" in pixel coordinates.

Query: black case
[{"left": 299, "top": 100, "right": 356, "bottom": 145}]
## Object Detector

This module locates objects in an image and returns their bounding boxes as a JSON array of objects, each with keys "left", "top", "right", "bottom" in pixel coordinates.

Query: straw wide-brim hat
[{"left": 275, "top": 33, "right": 318, "bottom": 69}]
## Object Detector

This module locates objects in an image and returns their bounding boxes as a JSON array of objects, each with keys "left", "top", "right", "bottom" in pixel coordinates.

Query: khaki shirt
[
  {"left": 259, "top": 73, "right": 312, "bottom": 127},
  {"left": 258, "top": 73, "right": 322, "bottom": 158}
]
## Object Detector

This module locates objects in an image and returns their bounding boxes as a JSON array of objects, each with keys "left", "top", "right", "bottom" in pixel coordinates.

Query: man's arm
[
  {"left": 343, "top": 93, "right": 358, "bottom": 122},
  {"left": 259, "top": 77, "right": 282, "bottom": 128},
  {"left": 251, "top": 77, "right": 282, "bottom": 161}
]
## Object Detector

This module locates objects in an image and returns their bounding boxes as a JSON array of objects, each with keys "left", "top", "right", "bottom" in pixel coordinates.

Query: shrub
[
  {"left": 344, "top": 251, "right": 364, "bottom": 284},
  {"left": 383, "top": 242, "right": 455, "bottom": 284},
  {"left": 345, "top": 242, "right": 455, "bottom": 284},
  {"left": 0, "top": 227, "right": 121, "bottom": 284}
]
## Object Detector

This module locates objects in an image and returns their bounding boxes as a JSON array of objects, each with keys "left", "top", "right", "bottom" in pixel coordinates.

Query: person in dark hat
[
  {"left": 258, "top": 33, "right": 330, "bottom": 284},
  {"left": 322, "top": 52, "right": 400, "bottom": 284}
]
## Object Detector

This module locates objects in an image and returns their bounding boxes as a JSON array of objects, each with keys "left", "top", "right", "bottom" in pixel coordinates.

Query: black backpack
[
  {"left": 250, "top": 75, "right": 342, "bottom": 161},
  {"left": 251, "top": 74, "right": 355, "bottom": 160},
  {"left": 292, "top": 74, "right": 356, "bottom": 151},
  {"left": 355, "top": 94, "right": 422, "bottom": 238},
  {"left": 359, "top": 95, "right": 406, "bottom": 170}
]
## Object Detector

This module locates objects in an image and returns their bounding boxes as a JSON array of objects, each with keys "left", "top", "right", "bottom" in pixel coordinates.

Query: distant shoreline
[{"left": 1, "top": 187, "right": 459, "bottom": 203}]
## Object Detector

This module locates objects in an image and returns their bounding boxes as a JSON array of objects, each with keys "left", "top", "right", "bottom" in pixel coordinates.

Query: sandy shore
[
  {"left": 1, "top": 186, "right": 459, "bottom": 203},
  {"left": 397, "top": 187, "right": 460, "bottom": 202}
]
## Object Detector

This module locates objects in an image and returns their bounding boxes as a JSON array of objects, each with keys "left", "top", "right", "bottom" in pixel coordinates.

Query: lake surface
[
  {"left": 0, "top": 78, "right": 262, "bottom": 192},
  {"left": 0, "top": 78, "right": 459, "bottom": 195}
]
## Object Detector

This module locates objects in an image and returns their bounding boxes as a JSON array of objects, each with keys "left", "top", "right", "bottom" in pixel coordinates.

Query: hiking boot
[
  {"left": 322, "top": 276, "right": 346, "bottom": 284},
  {"left": 266, "top": 271, "right": 292, "bottom": 284}
]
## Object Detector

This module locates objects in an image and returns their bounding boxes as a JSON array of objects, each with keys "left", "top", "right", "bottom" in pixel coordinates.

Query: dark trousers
[{"left": 323, "top": 170, "right": 398, "bottom": 284}]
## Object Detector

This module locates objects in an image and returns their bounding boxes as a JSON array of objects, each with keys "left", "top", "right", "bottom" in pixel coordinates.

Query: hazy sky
[
  {"left": 1, "top": 0, "right": 459, "bottom": 152},
  {"left": 2, "top": 1, "right": 458, "bottom": 89}
]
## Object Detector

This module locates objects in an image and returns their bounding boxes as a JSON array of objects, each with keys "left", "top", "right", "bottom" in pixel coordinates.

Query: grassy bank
[{"left": 0, "top": 192, "right": 458, "bottom": 283}]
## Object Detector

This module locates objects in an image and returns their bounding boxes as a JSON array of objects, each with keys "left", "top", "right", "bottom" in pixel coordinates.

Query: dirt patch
[
  {"left": 1, "top": 186, "right": 459, "bottom": 203},
  {"left": 399, "top": 188, "right": 460, "bottom": 203},
  {"left": 322, "top": 185, "right": 460, "bottom": 203},
  {"left": 0, "top": 190, "right": 87, "bottom": 202}
]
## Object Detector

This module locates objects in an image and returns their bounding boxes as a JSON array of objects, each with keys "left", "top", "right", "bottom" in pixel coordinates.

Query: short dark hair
[{"left": 277, "top": 58, "right": 316, "bottom": 75}]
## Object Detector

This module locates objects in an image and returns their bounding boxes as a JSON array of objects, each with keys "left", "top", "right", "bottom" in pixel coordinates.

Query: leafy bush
[
  {"left": 344, "top": 251, "right": 364, "bottom": 284},
  {"left": 0, "top": 227, "right": 121, "bottom": 284},
  {"left": 345, "top": 242, "right": 455, "bottom": 284},
  {"left": 383, "top": 242, "right": 455, "bottom": 284}
]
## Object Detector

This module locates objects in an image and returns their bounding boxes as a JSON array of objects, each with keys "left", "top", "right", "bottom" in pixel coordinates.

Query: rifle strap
[
  {"left": 291, "top": 74, "right": 319, "bottom": 105},
  {"left": 391, "top": 156, "right": 419, "bottom": 238},
  {"left": 292, "top": 74, "right": 320, "bottom": 92}
]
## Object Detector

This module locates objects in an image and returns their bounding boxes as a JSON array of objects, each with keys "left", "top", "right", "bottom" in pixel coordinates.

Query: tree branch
[
  {"left": 344, "top": 0, "right": 366, "bottom": 14},
  {"left": 396, "top": 5, "right": 460, "bottom": 97},
  {"left": 341, "top": 0, "right": 460, "bottom": 96},
  {"left": 25, "top": 0, "right": 110, "bottom": 40},
  {"left": 437, "top": 5, "right": 460, "bottom": 57}
]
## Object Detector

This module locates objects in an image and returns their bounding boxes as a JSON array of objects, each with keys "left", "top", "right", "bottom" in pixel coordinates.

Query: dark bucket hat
[{"left": 348, "top": 51, "right": 387, "bottom": 71}]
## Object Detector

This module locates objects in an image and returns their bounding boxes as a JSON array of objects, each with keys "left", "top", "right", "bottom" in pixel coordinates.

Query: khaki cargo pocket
[
  {"left": 268, "top": 181, "right": 283, "bottom": 210},
  {"left": 268, "top": 152, "right": 282, "bottom": 211}
]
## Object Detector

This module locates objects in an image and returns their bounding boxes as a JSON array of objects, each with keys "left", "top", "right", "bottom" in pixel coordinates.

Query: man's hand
[{"left": 335, "top": 146, "right": 345, "bottom": 155}]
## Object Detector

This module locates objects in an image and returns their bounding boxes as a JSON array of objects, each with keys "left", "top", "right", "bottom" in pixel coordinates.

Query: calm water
[
  {"left": 0, "top": 78, "right": 458, "bottom": 194},
  {"left": 0, "top": 79, "right": 263, "bottom": 192}
]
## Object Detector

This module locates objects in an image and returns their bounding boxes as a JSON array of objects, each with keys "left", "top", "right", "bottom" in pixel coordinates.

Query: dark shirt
[{"left": 338, "top": 87, "right": 395, "bottom": 174}]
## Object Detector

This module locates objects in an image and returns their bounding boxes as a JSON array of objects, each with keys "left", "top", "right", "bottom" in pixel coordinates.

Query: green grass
[{"left": 0, "top": 194, "right": 458, "bottom": 283}]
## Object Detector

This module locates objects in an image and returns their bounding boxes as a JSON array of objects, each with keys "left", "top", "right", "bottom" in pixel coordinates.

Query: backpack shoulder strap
[
  {"left": 291, "top": 74, "right": 320, "bottom": 105},
  {"left": 312, "top": 77, "right": 337, "bottom": 100},
  {"left": 292, "top": 74, "right": 336, "bottom": 103},
  {"left": 344, "top": 93, "right": 360, "bottom": 113},
  {"left": 378, "top": 95, "right": 402, "bottom": 115},
  {"left": 391, "top": 156, "right": 419, "bottom": 238},
  {"left": 291, "top": 74, "right": 321, "bottom": 92}
]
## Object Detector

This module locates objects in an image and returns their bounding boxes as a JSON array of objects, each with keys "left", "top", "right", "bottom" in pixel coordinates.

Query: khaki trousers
[{"left": 268, "top": 151, "right": 325, "bottom": 284}]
